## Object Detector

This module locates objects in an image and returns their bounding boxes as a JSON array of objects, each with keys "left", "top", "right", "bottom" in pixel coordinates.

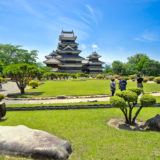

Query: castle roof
[
  {"left": 59, "top": 30, "right": 77, "bottom": 40},
  {"left": 87, "top": 51, "right": 101, "bottom": 58},
  {"left": 43, "top": 58, "right": 61, "bottom": 64}
]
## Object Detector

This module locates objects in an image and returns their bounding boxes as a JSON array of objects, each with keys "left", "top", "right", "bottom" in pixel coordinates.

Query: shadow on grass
[
  {"left": 0, "top": 117, "right": 7, "bottom": 122},
  {"left": 7, "top": 92, "right": 44, "bottom": 98}
]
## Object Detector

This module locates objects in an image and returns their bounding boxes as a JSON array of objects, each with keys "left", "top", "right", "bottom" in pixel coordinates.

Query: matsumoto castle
[{"left": 44, "top": 31, "right": 104, "bottom": 75}]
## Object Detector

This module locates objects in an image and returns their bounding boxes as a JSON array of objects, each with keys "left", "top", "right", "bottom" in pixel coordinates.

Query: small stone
[{"left": 56, "top": 95, "right": 67, "bottom": 99}]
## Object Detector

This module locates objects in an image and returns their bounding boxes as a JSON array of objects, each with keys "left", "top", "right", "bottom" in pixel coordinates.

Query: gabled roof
[
  {"left": 87, "top": 51, "right": 101, "bottom": 58},
  {"left": 61, "top": 30, "right": 74, "bottom": 37},
  {"left": 49, "top": 50, "right": 58, "bottom": 56},
  {"left": 63, "top": 45, "right": 74, "bottom": 51},
  {"left": 44, "top": 58, "right": 61, "bottom": 64}
]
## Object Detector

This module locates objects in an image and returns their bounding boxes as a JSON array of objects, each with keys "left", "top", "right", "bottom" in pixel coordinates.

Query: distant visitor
[
  {"left": 119, "top": 77, "right": 127, "bottom": 91},
  {"left": 110, "top": 79, "right": 116, "bottom": 96}
]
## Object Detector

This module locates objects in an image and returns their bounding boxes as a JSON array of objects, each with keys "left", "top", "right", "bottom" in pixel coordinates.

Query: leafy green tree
[
  {"left": 142, "top": 59, "right": 160, "bottom": 76},
  {"left": 0, "top": 60, "right": 4, "bottom": 75},
  {"left": 104, "top": 64, "right": 112, "bottom": 74},
  {"left": 0, "top": 44, "right": 38, "bottom": 65},
  {"left": 112, "top": 61, "right": 124, "bottom": 75},
  {"left": 124, "top": 63, "right": 138, "bottom": 75},
  {"left": 110, "top": 89, "right": 156, "bottom": 124},
  {"left": 127, "top": 53, "right": 148, "bottom": 65},
  {"left": 3, "top": 63, "right": 38, "bottom": 94}
]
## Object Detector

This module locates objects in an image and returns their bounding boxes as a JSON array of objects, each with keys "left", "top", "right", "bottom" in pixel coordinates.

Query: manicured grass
[
  {"left": 0, "top": 108, "right": 160, "bottom": 160},
  {"left": 7, "top": 101, "right": 110, "bottom": 107},
  {"left": 10, "top": 79, "right": 160, "bottom": 98}
]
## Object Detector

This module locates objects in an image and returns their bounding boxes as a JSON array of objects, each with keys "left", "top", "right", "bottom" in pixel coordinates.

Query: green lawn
[
  {"left": 0, "top": 108, "right": 160, "bottom": 160},
  {"left": 10, "top": 79, "right": 160, "bottom": 98}
]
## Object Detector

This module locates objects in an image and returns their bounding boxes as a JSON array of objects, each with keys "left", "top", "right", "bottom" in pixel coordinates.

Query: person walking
[
  {"left": 110, "top": 79, "right": 116, "bottom": 96},
  {"left": 137, "top": 74, "right": 144, "bottom": 94},
  {"left": 119, "top": 77, "right": 127, "bottom": 91}
]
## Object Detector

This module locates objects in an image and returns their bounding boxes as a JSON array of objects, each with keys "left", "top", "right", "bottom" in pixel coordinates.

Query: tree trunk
[
  {"left": 132, "top": 106, "right": 143, "bottom": 124},
  {"left": 20, "top": 87, "right": 25, "bottom": 94},
  {"left": 128, "top": 103, "right": 133, "bottom": 124},
  {"left": 121, "top": 108, "right": 129, "bottom": 124}
]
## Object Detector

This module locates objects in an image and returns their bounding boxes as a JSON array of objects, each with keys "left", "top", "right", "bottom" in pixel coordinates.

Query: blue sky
[{"left": 0, "top": 0, "right": 160, "bottom": 63}]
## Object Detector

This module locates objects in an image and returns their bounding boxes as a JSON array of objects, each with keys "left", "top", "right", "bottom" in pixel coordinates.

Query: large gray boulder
[
  {"left": 144, "top": 114, "right": 160, "bottom": 131},
  {"left": 0, "top": 125, "right": 71, "bottom": 159}
]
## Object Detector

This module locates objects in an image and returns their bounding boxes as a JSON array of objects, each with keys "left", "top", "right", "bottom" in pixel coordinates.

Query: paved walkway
[{"left": 0, "top": 81, "right": 20, "bottom": 96}]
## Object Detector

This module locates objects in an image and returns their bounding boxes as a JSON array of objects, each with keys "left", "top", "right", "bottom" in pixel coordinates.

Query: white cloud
[
  {"left": 85, "top": 4, "right": 98, "bottom": 24},
  {"left": 134, "top": 30, "right": 159, "bottom": 42},
  {"left": 92, "top": 44, "right": 99, "bottom": 50},
  {"left": 80, "top": 44, "right": 87, "bottom": 50}
]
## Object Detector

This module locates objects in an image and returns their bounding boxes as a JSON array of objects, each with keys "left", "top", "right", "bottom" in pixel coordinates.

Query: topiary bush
[
  {"left": 96, "top": 74, "right": 104, "bottom": 79},
  {"left": 143, "top": 78, "right": 148, "bottom": 83},
  {"left": 110, "top": 89, "right": 156, "bottom": 124},
  {"left": 110, "top": 96, "right": 126, "bottom": 108},
  {"left": 113, "top": 74, "right": 120, "bottom": 79},
  {"left": 0, "top": 94, "right": 5, "bottom": 101},
  {"left": 28, "top": 81, "right": 40, "bottom": 89},
  {"left": 129, "top": 88, "right": 142, "bottom": 96},
  {"left": 154, "top": 77, "right": 160, "bottom": 84},
  {"left": 140, "top": 94, "right": 156, "bottom": 107},
  {"left": 124, "top": 76, "right": 129, "bottom": 80},
  {"left": 0, "top": 77, "right": 7, "bottom": 83},
  {"left": 148, "top": 76, "right": 155, "bottom": 81}
]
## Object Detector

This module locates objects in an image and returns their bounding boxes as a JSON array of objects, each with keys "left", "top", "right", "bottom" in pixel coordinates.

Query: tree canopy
[
  {"left": 3, "top": 63, "right": 38, "bottom": 94},
  {"left": 0, "top": 44, "right": 38, "bottom": 65},
  {"left": 104, "top": 53, "right": 160, "bottom": 76}
]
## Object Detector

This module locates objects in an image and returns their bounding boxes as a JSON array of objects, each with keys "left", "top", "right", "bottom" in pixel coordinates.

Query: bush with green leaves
[
  {"left": 3, "top": 63, "right": 38, "bottom": 94},
  {"left": 0, "top": 94, "right": 5, "bottom": 101},
  {"left": 96, "top": 74, "right": 104, "bottom": 79},
  {"left": 113, "top": 74, "right": 120, "bottom": 79},
  {"left": 110, "top": 89, "right": 156, "bottom": 124},
  {"left": 143, "top": 78, "right": 148, "bottom": 83},
  {"left": 28, "top": 81, "right": 40, "bottom": 89},
  {"left": 0, "top": 77, "right": 7, "bottom": 83},
  {"left": 129, "top": 88, "right": 142, "bottom": 96},
  {"left": 148, "top": 76, "right": 155, "bottom": 81},
  {"left": 129, "top": 74, "right": 137, "bottom": 80},
  {"left": 124, "top": 76, "right": 129, "bottom": 80},
  {"left": 76, "top": 73, "right": 89, "bottom": 78},
  {"left": 154, "top": 77, "right": 160, "bottom": 84},
  {"left": 140, "top": 94, "right": 156, "bottom": 107}
]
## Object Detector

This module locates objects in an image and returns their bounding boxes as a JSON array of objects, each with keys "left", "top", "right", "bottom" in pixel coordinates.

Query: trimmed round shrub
[
  {"left": 113, "top": 74, "right": 120, "bottom": 79},
  {"left": 110, "top": 96, "right": 126, "bottom": 108},
  {"left": 116, "top": 90, "right": 138, "bottom": 102},
  {"left": 121, "top": 90, "right": 138, "bottom": 102},
  {"left": 116, "top": 91, "right": 123, "bottom": 98},
  {"left": 96, "top": 74, "right": 104, "bottom": 79},
  {"left": 129, "top": 74, "right": 137, "bottom": 80},
  {"left": 148, "top": 76, "right": 155, "bottom": 81},
  {"left": 154, "top": 77, "right": 160, "bottom": 84},
  {"left": 0, "top": 77, "right": 7, "bottom": 83},
  {"left": 0, "top": 94, "right": 5, "bottom": 101},
  {"left": 124, "top": 76, "right": 129, "bottom": 80},
  {"left": 129, "top": 88, "right": 142, "bottom": 96},
  {"left": 28, "top": 81, "right": 39, "bottom": 89},
  {"left": 140, "top": 94, "right": 156, "bottom": 107},
  {"left": 143, "top": 78, "right": 148, "bottom": 83}
]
